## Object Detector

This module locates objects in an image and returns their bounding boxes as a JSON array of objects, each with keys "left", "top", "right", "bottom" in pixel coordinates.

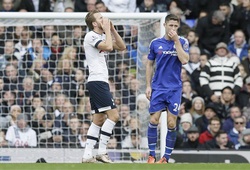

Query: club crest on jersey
[
  {"left": 92, "top": 36, "right": 98, "bottom": 42},
  {"left": 157, "top": 50, "right": 163, "bottom": 55},
  {"left": 183, "top": 42, "right": 189, "bottom": 51}
]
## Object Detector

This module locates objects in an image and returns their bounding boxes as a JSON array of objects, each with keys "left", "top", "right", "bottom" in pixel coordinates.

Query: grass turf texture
[{"left": 0, "top": 163, "right": 250, "bottom": 170}]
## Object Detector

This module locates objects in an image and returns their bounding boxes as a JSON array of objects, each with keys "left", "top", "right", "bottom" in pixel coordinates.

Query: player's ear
[{"left": 92, "top": 21, "right": 96, "bottom": 27}]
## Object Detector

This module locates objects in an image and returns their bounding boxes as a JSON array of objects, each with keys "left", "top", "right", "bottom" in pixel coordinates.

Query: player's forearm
[
  {"left": 146, "top": 63, "right": 153, "bottom": 88},
  {"left": 174, "top": 40, "right": 189, "bottom": 64},
  {"left": 104, "top": 30, "right": 113, "bottom": 51},
  {"left": 112, "top": 29, "right": 126, "bottom": 51}
]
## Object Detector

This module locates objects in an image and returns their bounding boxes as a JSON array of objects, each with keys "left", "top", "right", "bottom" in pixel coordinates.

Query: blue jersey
[{"left": 148, "top": 36, "right": 189, "bottom": 90}]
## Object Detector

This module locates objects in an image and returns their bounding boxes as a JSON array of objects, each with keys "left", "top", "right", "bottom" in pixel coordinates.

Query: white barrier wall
[{"left": 0, "top": 149, "right": 250, "bottom": 163}]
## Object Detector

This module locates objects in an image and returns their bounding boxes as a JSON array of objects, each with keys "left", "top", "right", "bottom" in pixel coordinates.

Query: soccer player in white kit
[{"left": 82, "top": 10, "right": 126, "bottom": 163}]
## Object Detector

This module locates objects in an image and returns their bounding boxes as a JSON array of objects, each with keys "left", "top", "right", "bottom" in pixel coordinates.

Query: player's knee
[
  {"left": 93, "top": 115, "right": 106, "bottom": 126},
  {"left": 109, "top": 113, "right": 119, "bottom": 123},
  {"left": 94, "top": 118, "right": 105, "bottom": 126},
  {"left": 167, "top": 120, "right": 176, "bottom": 129},
  {"left": 113, "top": 113, "right": 120, "bottom": 123},
  {"left": 150, "top": 116, "right": 160, "bottom": 124}
]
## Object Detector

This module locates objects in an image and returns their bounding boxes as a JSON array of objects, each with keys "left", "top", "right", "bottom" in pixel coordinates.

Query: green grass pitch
[{"left": 1, "top": 163, "right": 250, "bottom": 170}]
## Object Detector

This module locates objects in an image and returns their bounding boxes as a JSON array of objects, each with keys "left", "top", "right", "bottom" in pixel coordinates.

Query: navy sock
[
  {"left": 164, "top": 127, "right": 177, "bottom": 161},
  {"left": 147, "top": 122, "right": 158, "bottom": 157}
]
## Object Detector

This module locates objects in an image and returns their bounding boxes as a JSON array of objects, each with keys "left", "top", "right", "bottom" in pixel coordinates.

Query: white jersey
[{"left": 84, "top": 31, "right": 109, "bottom": 83}]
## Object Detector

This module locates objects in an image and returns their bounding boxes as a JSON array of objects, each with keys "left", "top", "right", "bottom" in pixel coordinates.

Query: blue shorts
[
  {"left": 86, "top": 81, "right": 116, "bottom": 113},
  {"left": 149, "top": 88, "right": 182, "bottom": 116}
]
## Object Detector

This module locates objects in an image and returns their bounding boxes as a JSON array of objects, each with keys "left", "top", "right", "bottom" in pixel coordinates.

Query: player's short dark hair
[
  {"left": 85, "top": 10, "right": 100, "bottom": 30},
  {"left": 165, "top": 14, "right": 180, "bottom": 23}
]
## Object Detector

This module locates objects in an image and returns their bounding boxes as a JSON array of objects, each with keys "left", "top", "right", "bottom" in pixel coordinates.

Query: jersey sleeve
[
  {"left": 147, "top": 40, "right": 155, "bottom": 60},
  {"left": 86, "top": 32, "right": 103, "bottom": 48},
  {"left": 181, "top": 37, "right": 189, "bottom": 53}
]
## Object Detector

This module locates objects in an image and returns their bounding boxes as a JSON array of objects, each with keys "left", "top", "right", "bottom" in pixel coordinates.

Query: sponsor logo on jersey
[{"left": 162, "top": 51, "right": 178, "bottom": 56}]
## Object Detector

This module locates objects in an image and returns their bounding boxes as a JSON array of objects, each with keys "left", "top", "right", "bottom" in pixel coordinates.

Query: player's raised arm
[
  {"left": 174, "top": 39, "right": 189, "bottom": 65},
  {"left": 97, "top": 17, "right": 113, "bottom": 52},
  {"left": 110, "top": 21, "right": 126, "bottom": 51},
  {"left": 168, "top": 30, "right": 189, "bottom": 64}
]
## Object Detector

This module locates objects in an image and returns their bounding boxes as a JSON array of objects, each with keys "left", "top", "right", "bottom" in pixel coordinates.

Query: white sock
[
  {"left": 98, "top": 119, "right": 116, "bottom": 155},
  {"left": 83, "top": 123, "right": 100, "bottom": 159}
]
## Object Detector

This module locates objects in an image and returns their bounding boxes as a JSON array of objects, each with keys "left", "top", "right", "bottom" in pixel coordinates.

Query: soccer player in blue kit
[{"left": 146, "top": 14, "right": 189, "bottom": 163}]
